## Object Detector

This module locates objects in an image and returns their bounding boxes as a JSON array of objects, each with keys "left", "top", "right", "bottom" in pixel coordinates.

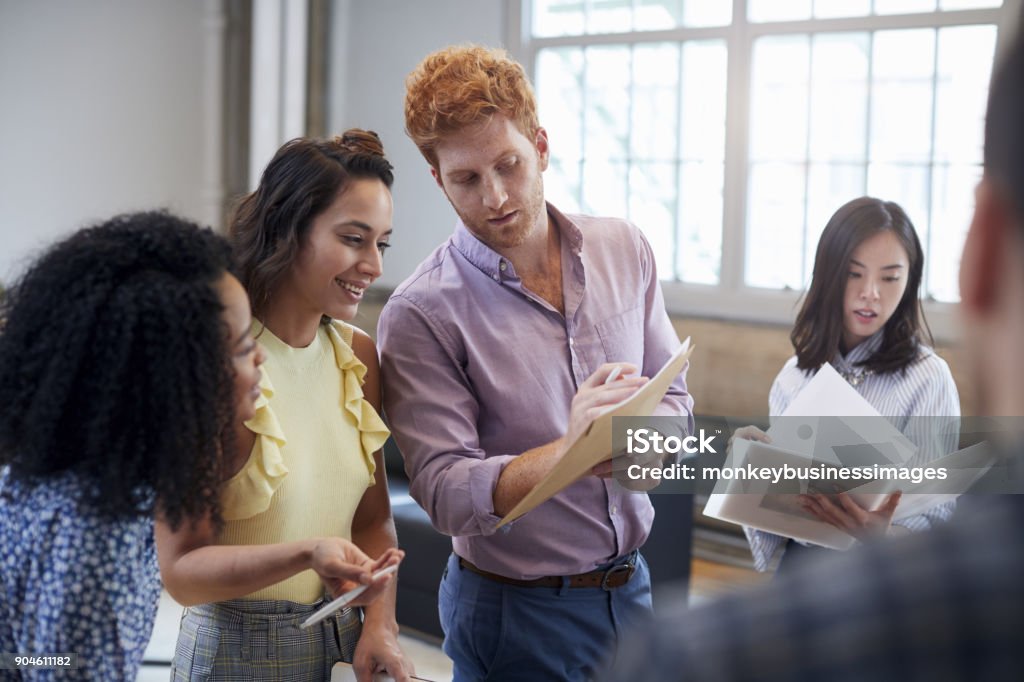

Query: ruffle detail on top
[
  {"left": 326, "top": 321, "right": 388, "bottom": 485},
  {"left": 221, "top": 371, "right": 289, "bottom": 521}
]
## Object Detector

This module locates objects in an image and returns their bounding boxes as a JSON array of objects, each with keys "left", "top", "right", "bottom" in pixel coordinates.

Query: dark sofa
[{"left": 385, "top": 439, "right": 693, "bottom": 639}]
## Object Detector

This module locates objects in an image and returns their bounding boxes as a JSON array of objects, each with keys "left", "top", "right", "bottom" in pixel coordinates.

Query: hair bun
[{"left": 338, "top": 129, "right": 386, "bottom": 158}]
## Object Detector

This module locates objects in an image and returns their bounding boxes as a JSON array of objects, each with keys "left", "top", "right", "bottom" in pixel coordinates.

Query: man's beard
[{"left": 453, "top": 175, "right": 545, "bottom": 252}]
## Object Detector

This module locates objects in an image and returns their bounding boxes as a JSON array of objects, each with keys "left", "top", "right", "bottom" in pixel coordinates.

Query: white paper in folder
[
  {"left": 767, "top": 363, "right": 914, "bottom": 463},
  {"left": 702, "top": 362, "right": 984, "bottom": 550}
]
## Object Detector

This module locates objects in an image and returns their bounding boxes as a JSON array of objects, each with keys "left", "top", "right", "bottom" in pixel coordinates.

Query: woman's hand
[
  {"left": 311, "top": 540, "right": 404, "bottom": 604},
  {"left": 798, "top": 491, "right": 902, "bottom": 542}
]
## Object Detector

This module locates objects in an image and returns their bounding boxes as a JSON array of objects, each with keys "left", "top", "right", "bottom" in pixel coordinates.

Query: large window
[
  {"left": 537, "top": 41, "right": 728, "bottom": 284},
  {"left": 518, "top": 0, "right": 1014, "bottom": 329}
]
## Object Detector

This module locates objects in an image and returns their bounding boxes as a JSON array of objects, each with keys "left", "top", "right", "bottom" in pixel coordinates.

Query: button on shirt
[{"left": 378, "top": 203, "right": 694, "bottom": 580}]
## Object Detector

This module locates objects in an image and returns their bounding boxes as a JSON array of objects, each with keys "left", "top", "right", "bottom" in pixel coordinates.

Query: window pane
[
  {"left": 749, "top": 0, "right": 812, "bottom": 22},
  {"left": 538, "top": 48, "right": 585, "bottom": 214},
  {"left": 870, "top": 30, "right": 935, "bottom": 164},
  {"left": 547, "top": 157, "right": 583, "bottom": 214},
  {"left": 866, "top": 163, "right": 930, "bottom": 249},
  {"left": 806, "top": 163, "right": 866, "bottom": 279},
  {"left": 680, "top": 41, "right": 727, "bottom": 163},
  {"left": 683, "top": 0, "right": 732, "bottom": 26},
  {"left": 537, "top": 48, "right": 584, "bottom": 163},
  {"left": 873, "top": 28, "right": 935, "bottom": 80},
  {"left": 634, "top": 0, "right": 683, "bottom": 31},
  {"left": 934, "top": 25, "right": 996, "bottom": 164},
  {"left": 746, "top": 162, "right": 806, "bottom": 289},
  {"left": 678, "top": 41, "right": 727, "bottom": 284},
  {"left": 532, "top": 0, "right": 584, "bottom": 37},
  {"left": 629, "top": 163, "right": 677, "bottom": 278},
  {"left": 581, "top": 160, "right": 628, "bottom": 218},
  {"left": 583, "top": 46, "right": 631, "bottom": 161},
  {"left": 813, "top": 0, "right": 871, "bottom": 18},
  {"left": 750, "top": 36, "right": 810, "bottom": 162},
  {"left": 874, "top": 0, "right": 937, "bottom": 13},
  {"left": 870, "top": 82, "right": 934, "bottom": 163},
  {"left": 588, "top": 0, "right": 635, "bottom": 33},
  {"left": 809, "top": 33, "right": 869, "bottom": 162},
  {"left": 928, "top": 164, "right": 980, "bottom": 301},
  {"left": 632, "top": 44, "right": 680, "bottom": 161},
  {"left": 678, "top": 161, "right": 723, "bottom": 284}
]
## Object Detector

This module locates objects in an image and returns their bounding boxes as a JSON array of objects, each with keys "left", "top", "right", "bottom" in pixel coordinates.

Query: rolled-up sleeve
[{"left": 378, "top": 294, "right": 513, "bottom": 538}]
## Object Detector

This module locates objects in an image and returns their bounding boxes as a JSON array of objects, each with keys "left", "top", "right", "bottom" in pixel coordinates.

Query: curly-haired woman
[
  {"left": 0, "top": 212, "right": 269, "bottom": 680},
  {"left": 158, "top": 130, "right": 410, "bottom": 681}
]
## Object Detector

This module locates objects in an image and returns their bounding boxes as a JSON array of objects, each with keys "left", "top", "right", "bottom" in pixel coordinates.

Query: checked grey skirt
[{"left": 170, "top": 596, "right": 362, "bottom": 681}]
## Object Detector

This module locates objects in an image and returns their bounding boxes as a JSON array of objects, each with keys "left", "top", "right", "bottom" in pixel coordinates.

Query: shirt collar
[
  {"left": 452, "top": 220, "right": 506, "bottom": 281},
  {"left": 548, "top": 203, "right": 584, "bottom": 256},
  {"left": 836, "top": 329, "right": 885, "bottom": 369},
  {"left": 450, "top": 202, "right": 584, "bottom": 283}
]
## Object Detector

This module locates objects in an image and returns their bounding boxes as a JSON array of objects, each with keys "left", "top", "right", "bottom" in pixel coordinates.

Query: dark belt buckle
[{"left": 600, "top": 560, "right": 635, "bottom": 591}]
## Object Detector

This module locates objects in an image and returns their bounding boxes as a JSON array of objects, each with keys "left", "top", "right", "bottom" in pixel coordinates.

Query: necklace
[{"left": 840, "top": 367, "right": 874, "bottom": 387}]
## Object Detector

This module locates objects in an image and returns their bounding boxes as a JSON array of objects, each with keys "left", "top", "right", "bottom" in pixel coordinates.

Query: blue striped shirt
[{"left": 745, "top": 331, "right": 961, "bottom": 571}]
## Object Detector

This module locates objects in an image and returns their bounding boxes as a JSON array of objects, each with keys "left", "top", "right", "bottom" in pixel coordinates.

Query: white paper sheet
[
  {"left": 768, "top": 363, "right": 915, "bottom": 464},
  {"left": 702, "top": 362, "right": 979, "bottom": 550}
]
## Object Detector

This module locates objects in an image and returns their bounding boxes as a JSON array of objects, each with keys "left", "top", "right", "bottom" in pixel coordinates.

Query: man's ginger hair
[{"left": 404, "top": 44, "right": 540, "bottom": 169}]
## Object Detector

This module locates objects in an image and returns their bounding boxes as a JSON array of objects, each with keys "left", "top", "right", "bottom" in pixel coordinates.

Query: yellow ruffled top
[
  {"left": 325, "top": 321, "right": 390, "bottom": 481},
  {"left": 220, "top": 320, "right": 389, "bottom": 522},
  {"left": 220, "top": 371, "right": 289, "bottom": 521}
]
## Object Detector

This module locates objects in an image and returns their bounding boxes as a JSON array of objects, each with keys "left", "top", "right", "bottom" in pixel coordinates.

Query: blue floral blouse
[{"left": 0, "top": 468, "right": 159, "bottom": 680}]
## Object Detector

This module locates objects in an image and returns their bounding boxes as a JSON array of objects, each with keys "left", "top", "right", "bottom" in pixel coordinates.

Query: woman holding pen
[
  {"left": 739, "top": 196, "right": 960, "bottom": 573},
  {"left": 158, "top": 131, "right": 410, "bottom": 681}
]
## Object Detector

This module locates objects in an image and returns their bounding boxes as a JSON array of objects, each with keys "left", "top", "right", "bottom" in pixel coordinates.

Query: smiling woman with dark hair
[
  {"left": 158, "top": 130, "right": 409, "bottom": 682},
  {"left": 0, "top": 212, "right": 265, "bottom": 680}
]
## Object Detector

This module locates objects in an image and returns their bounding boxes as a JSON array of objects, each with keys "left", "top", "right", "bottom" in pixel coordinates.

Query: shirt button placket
[{"left": 568, "top": 328, "right": 586, "bottom": 385}]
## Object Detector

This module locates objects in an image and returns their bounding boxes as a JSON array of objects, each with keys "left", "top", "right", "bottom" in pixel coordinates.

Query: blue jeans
[{"left": 438, "top": 552, "right": 653, "bottom": 681}]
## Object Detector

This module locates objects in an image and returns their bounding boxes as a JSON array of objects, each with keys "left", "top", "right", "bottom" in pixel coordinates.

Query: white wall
[
  {"left": 0, "top": 0, "right": 218, "bottom": 284},
  {"left": 328, "top": 0, "right": 507, "bottom": 289}
]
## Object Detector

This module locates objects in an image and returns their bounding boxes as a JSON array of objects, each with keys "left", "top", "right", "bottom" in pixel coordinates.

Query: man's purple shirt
[{"left": 378, "top": 204, "right": 693, "bottom": 579}]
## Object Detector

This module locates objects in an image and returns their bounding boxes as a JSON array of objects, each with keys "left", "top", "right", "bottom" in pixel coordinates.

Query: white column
[
  {"left": 201, "top": 0, "right": 227, "bottom": 229},
  {"left": 248, "top": 0, "right": 309, "bottom": 190}
]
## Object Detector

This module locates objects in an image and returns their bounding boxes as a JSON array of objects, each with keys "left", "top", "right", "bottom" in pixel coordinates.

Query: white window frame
[{"left": 508, "top": 0, "right": 1022, "bottom": 341}]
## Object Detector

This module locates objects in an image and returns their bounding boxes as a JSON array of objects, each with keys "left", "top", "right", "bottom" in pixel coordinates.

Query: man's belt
[{"left": 457, "top": 553, "right": 636, "bottom": 590}]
